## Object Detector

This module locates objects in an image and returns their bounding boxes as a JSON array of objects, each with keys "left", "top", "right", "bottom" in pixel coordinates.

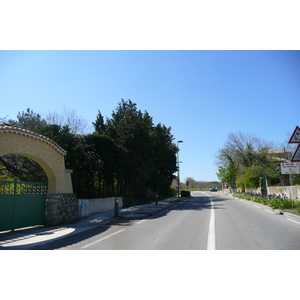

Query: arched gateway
[
  {"left": 0, "top": 123, "right": 73, "bottom": 193},
  {"left": 0, "top": 124, "right": 77, "bottom": 230}
]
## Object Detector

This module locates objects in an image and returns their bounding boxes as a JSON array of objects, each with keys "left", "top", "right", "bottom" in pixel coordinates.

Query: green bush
[
  {"left": 181, "top": 190, "right": 191, "bottom": 197},
  {"left": 233, "top": 192, "right": 300, "bottom": 211}
]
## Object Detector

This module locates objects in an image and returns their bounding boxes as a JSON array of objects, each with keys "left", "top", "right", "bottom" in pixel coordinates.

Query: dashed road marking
[{"left": 287, "top": 218, "right": 300, "bottom": 226}]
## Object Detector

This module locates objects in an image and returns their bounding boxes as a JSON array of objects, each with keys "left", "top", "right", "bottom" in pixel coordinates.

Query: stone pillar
[{"left": 45, "top": 194, "right": 78, "bottom": 226}]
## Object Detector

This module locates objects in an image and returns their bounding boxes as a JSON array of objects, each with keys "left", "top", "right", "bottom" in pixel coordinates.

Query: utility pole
[{"left": 177, "top": 140, "right": 183, "bottom": 198}]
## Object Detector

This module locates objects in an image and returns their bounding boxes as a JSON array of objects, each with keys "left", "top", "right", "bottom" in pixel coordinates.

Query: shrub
[
  {"left": 233, "top": 192, "right": 300, "bottom": 211},
  {"left": 181, "top": 190, "right": 191, "bottom": 197}
]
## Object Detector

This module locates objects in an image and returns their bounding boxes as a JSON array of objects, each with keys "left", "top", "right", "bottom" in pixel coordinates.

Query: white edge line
[
  {"left": 81, "top": 229, "right": 125, "bottom": 249},
  {"left": 287, "top": 218, "right": 300, "bottom": 226}
]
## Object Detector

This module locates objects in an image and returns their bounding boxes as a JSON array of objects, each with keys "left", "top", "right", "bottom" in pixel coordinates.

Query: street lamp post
[{"left": 177, "top": 141, "right": 183, "bottom": 198}]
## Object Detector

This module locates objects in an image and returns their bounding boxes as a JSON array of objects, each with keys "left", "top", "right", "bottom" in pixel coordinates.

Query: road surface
[{"left": 34, "top": 191, "right": 300, "bottom": 250}]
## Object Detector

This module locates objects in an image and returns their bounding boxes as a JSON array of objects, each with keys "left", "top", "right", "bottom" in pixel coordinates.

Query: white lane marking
[
  {"left": 287, "top": 218, "right": 300, "bottom": 226},
  {"left": 253, "top": 205, "right": 261, "bottom": 208},
  {"left": 135, "top": 219, "right": 146, "bottom": 225},
  {"left": 265, "top": 210, "right": 274, "bottom": 214},
  {"left": 81, "top": 229, "right": 125, "bottom": 249},
  {"left": 204, "top": 193, "right": 216, "bottom": 250}
]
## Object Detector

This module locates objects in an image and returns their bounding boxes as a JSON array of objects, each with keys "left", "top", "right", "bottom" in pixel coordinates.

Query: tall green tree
[
  {"left": 106, "top": 99, "right": 177, "bottom": 202},
  {"left": 9, "top": 108, "right": 47, "bottom": 131},
  {"left": 216, "top": 148, "right": 236, "bottom": 186},
  {"left": 106, "top": 100, "right": 154, "bottom": 200},
  {"left": 92, "top": 110, "right": 107, "bottom": 134},
  {"left": 2, "top": 103, "right": 178, "bottom": 203},
  {"left": 149, "top": 123, "right": 177, "bottom": 195}
]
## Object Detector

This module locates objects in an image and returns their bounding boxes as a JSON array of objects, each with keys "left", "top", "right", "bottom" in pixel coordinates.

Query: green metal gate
[{"left": 0, "top": 179, "right": 47, "bottom": 232}]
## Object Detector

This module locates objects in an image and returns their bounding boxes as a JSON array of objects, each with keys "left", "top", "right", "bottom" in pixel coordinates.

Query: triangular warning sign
[
  {"left": 291, "top": 145, "right": 300, "bottom": 162},
  {"left": 289, "top": 126, "right": 300, "bottom": 143}
]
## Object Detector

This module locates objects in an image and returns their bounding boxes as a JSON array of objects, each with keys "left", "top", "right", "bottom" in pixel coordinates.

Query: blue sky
[{"left": 1, "top": 50, "right": 300, "bottom": 182}]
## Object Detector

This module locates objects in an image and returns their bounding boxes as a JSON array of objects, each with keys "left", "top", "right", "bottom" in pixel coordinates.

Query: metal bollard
[{"left": 114, "top": 199, "right": 119, "bottom": 217}]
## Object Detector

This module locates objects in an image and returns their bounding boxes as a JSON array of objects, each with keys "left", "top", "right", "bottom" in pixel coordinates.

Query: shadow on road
[
  {"left": 35, "top": 193, "right": 229, "bottom": 249},
  {"left": 148, "top": 193, "right": 227, "bottom": 220},
  {"left": 1, "top": 193, "right": 229, "bottom": 250}
]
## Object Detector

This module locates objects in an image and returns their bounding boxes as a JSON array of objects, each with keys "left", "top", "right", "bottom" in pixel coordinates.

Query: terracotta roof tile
[{"left": 0, "top": 123, "right": 67, "bottom": 156}]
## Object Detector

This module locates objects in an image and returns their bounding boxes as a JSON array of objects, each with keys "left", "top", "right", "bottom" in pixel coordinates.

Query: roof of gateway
[{"left": 0, "top": 123, "right": 67, "bottom": 156}]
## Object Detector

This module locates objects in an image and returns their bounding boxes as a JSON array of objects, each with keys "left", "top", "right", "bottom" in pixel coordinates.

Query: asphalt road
[{"left": 37, "top": 191, "right": 300, "bottom": 250}]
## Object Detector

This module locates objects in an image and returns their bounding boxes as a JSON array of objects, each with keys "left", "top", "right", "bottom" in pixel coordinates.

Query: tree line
[
  {"left": 180, "top": 177, "right": 222, "bottom": 190},
  {"left": 215, "top": 131, "right": 300, "bottom": 188},
  {"left": 0, "top": 100, "right": 178, "bottom": 206}
]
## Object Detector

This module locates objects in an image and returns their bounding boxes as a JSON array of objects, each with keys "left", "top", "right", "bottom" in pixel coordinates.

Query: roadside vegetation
[
  {"left": 215, "top": 131, "right": 300, "bottom": 189},
  {"left": 1, "top": 101, "right": 178, "bottom": 206},
  {"left": 233, "top": 192, "right": 300, "bottom": 215},
  {"left": 180, "top": 177, "right": 222, "bottom": 190}
]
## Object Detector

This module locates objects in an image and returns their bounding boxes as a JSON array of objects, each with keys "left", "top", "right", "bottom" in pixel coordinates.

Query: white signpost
[{"left": 280, "top": 162, "right": 300, "bottom": 174}]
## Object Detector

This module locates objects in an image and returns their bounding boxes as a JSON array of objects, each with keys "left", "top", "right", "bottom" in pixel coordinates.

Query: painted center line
[
  {"left": 81, "top": 229, "right": 125, "bottom": 249},
  {"left": 253, "top": 205, "right": 261, "bottom": 208},
  {"left": 204, "top": 193, "right": 216, "bottom": 250}
]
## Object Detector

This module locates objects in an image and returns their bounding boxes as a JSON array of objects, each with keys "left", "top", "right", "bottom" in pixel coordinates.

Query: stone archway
[{"left": 0, "top": 123, "right": 73, "bottom": 194}]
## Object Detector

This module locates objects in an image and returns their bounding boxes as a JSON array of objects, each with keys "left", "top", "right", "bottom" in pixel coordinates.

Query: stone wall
[
  {"left": 46, "top": 194, "right": 78, "bottom": 225},
  {"left": 78, "top": 197, "right": 123, "bottom": 218},
  {"left": 45, "top": 195, "right": 124, "bottom": 225},
  {"left": 268, "top": 186, "right": 300, "bottom": 200}
]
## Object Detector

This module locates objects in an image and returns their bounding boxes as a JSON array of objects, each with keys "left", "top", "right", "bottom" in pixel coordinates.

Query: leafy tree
[
  {"left": 1, "top": 102, "right": 178, "bottom": 204},
  {"left": 9, "top": 108, "right": 47, "bottom": 131},
  {"left": 92, "top": 110, "right": 107, "bottom": 134},
  {"left": 35, "top": 124, "right": 75, "bottom": 156},
  {"left": 216, "top": 131, "right": 281, "bottom": 188},
  {"left": 82, "top": 133, "right": 128, "bottom": 198},
  {"left": 106, "top": 99, "right": 154, "bottom": 200},
  {"left": 216, "top": 148, "right": 236, "bottom": 186},
  {"left": 106, "top": 99, "right": 177, "bottom": 203},
  {"left": 148, "top": 123, "right": 177, "bottom": 195}
]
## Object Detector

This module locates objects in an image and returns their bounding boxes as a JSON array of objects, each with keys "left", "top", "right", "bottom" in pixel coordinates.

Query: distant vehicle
[{"left": 210, "top": 187, "right": 217, "bottom": 192}]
